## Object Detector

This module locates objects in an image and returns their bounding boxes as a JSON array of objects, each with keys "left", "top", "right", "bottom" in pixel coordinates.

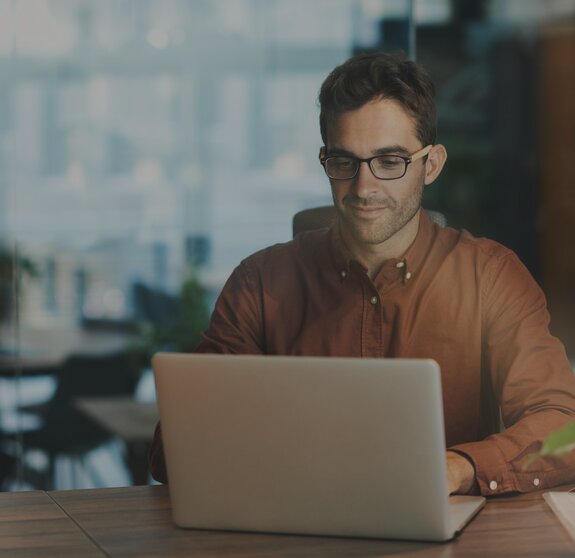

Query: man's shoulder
[
  {"left": 429, "top": 226, "right": 534, "bottom": 302},
  {"left": 438, "top": 224, "right": 516, "bottom": 263}
]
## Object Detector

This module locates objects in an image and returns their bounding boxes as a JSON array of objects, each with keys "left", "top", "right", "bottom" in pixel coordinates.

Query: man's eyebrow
[
  {"left": 373, "top": 145, "right": 411, "bottom": 156},
  {"left": 324, "top": 146, "right": 355, "bottom": 157},
  {"left": 326, "top": 144, "right": 411, "bottom": 157}
]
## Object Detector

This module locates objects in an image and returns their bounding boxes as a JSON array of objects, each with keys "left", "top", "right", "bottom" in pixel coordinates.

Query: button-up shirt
[{"left": 149, "top": 210, "right": 575, "bottom": 495}]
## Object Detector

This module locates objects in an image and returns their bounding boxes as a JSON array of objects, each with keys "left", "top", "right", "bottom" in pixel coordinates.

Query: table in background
[
  {"left": 0, "top": 325, "right": 138, "bottom": 377},
  {"left": 1, "top": 484, "right": 574, "bottom": 557},
  {"left": 75, "top": 397, "right": 159, "bottom": 485}
]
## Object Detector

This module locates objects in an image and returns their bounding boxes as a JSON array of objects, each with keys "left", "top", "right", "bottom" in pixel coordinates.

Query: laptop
[{"left": 152, "top": 353, "right": 485, "bottom": 541}]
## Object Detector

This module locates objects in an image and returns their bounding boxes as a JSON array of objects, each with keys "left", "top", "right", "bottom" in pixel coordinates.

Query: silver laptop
[{"left": 152, "top": 353, "right": 485, "bottom": 541}]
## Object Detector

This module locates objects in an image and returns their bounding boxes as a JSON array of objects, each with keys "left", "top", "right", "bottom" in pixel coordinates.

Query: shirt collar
[{"left": 329, "top": 208, "right": 437, "bottom": 284}]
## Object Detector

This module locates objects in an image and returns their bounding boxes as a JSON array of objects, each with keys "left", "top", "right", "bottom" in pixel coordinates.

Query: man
[{"left": 150, "top": 52, "right": 575, "bottom": 495}]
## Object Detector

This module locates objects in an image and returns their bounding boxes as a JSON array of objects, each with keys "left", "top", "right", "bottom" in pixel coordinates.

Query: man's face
[{"left": 325, "top": 98, "right": 427, "bottom": 248}]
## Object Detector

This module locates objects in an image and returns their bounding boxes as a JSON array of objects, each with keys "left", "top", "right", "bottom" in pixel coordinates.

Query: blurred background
[{"left": 0, "top": 0, "right": 574, "bottom": 491}]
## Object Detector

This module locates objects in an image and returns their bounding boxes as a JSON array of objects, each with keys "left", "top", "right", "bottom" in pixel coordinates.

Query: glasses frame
[{"left": 319, "top": 144, "right": 433, "bottom": 181}]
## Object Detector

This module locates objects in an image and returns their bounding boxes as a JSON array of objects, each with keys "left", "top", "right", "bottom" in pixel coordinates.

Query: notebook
[
  {"left": 152, "top": 353, "right": 485, "bottom": 541},
  {"left": 543, "top": 491, "right": 575, "bottom": 542}
]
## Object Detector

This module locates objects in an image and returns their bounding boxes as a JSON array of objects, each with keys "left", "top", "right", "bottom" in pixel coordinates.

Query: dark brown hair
[{"left": 318, "top": 51, "right": 437, "bottom": 147}]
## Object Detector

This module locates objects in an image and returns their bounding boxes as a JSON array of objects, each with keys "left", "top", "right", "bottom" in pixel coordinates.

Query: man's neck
[{"left": 340, "top": 211, "right": 421, "bottom": 280}]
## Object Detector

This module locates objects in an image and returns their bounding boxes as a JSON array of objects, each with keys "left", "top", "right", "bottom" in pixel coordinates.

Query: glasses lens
[
  {"left": 325, "top": 157, "right": 357, "bottom": 179},
  {"left": 371, "top": 156, "right": 406, "bottom": 179}
]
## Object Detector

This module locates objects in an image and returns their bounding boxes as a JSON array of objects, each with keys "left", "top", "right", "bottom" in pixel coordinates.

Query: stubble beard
[{"left": 335, "top": 182, "right": 424, "bottom": 246}]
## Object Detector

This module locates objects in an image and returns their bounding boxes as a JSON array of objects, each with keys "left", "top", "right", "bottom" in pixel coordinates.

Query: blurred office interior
[{"left": 0, "top": 0, "right": 574, "bottom": 490}]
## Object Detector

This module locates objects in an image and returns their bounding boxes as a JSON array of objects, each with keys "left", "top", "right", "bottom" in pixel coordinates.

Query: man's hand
[{"left": 446, "top": 451, "right": 476, "bottom": 495}]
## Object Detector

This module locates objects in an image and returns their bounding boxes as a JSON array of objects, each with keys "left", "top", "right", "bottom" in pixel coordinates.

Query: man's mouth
[{"left": 345, "top": 203, "right": 389, "bottom": 217}]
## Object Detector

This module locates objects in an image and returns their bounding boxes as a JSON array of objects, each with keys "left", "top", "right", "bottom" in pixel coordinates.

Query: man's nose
[{"left": 352, "top": 161, "right": 380, "bottom": 198}]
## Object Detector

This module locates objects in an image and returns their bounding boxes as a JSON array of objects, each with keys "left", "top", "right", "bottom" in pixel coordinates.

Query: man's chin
[{"left": 341, "top": 220, "right": 393, "bottom": 246}]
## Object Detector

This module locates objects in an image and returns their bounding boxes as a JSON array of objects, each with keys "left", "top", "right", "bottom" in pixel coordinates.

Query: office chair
[
  {"left": 2, "top": 350, "right": 142, "bottom": 489},
  {"left": 292, "top": 205, "right": 446, "bottom": 237},
  {"left": 132, "top": 282, "right": 180, "bottom": 329}
]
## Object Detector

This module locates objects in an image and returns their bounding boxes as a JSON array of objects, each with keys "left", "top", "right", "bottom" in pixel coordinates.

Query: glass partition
[
  {"left": 0, "top": 0, "right": 416, "bottom": 490},
  {"left": 1, "top": 0, "right": 574, "bottom": 491}
]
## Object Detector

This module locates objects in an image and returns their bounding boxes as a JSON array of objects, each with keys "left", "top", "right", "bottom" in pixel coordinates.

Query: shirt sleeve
[
  {"left": 148, "top": 421, "right": 168, "bottom": 484},
  {"left": 450, "top": 250, "right": 575, "bottom": 496},
  {"left": 195, "top": 258, "right": 266, "bottom": 355},
  {"left": 148, "top": 259, "right": 265, "bottom": 482}
]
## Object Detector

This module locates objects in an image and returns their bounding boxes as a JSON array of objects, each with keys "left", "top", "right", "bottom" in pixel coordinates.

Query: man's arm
[
  {"left": 148, "top": 260, "right": 265, "bottom": 483},
  {"left": 450, "top": 250, "right": 575, "bottom": 496},
  {"left": 196, "top": 259, "right": 266, "bottom": 355},
  {"left": 149, "top": 422, "right": 168, "bottom": 483}
]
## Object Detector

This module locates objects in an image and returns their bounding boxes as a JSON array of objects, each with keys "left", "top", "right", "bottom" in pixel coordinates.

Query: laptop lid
[{"left": 152, "top": 353, "right": 484, "bottom": 541}]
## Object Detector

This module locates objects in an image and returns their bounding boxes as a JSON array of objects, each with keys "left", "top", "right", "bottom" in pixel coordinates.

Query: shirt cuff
[{"left": 449, "top": 439, "right": 541, "bottom": 496}]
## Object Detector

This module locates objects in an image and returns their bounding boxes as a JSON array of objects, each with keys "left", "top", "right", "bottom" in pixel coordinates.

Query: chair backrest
[
  {"left": 49, "top": 351, "right": 142, "bottom": 410},
  {"left": 292, "top": 206, "right": 337, "bottom": 237},
  {"left": 133, "top": 282, "right": 180, "bottom": 327},
  {"left": 292, "top": 206, "right": 446, "bottom": 237}
]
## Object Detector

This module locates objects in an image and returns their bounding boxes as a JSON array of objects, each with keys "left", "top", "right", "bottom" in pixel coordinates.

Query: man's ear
[
  {"left": 319, "top": 146, "right": 326, "bottom": 161},
  {"left": 424, "top": 144, "right": 447, "bottom": 186}
]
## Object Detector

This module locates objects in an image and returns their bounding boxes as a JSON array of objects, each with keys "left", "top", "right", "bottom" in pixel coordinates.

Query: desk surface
[
  {"left": 0, "top": 490, "right": 105, "bottom": 557},
  {"left": 1, "top": 484, "right": 574, "bottom": 557}
]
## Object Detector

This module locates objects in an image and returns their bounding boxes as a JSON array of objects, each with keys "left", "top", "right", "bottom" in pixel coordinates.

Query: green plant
[
  {"left": 142, "top": 274, "right": 210, "bottom": 354},
  {"left": 523, "top": 421, "right": 575, "bottom": 469}
]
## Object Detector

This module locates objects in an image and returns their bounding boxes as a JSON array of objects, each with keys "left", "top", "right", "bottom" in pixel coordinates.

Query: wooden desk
[
  {"left": 0, "top": 490, "right": 104, "bottom": 557},
  {"left": 1, "top": 485, "right": 573, "bottom": 557}
]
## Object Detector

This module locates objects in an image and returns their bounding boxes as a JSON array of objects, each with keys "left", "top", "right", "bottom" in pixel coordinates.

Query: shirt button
[
  {"left": 489, "top": 480, "right": 498, "bottom": 491},
  {"left": 533, "top": 478, "right": 540, "bottom": 487},
  {"left": 370, "top": 296, "right": 378, "bottom": 305},
  {"left": 340, "top": 270, "right": 347, "bottom": 278},
  {"left": 396, "top": 261, "right": 405, "bottom": 268}
]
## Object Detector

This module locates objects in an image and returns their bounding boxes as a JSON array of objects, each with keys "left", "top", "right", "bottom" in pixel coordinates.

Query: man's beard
[{"left": 335, "top": 185, "right": 424, "bottom": 246}]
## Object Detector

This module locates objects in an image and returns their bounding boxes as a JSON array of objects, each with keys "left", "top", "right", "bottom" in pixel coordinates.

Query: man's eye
[
  {"left": 375, "top": 156, "right": 402, "bottom": 169},
  {"left": 333, "top": 158, "right": 355, "bottom": 169}
]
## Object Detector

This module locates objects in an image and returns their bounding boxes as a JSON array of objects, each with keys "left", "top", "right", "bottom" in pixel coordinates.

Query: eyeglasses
[{"left": 319, "top": 144, "right": 433, "bottom": 180}]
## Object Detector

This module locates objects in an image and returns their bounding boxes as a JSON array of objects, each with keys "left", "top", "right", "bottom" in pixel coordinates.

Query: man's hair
[{"left": 318, "top": 51, "right": 437, "bottom": 148}]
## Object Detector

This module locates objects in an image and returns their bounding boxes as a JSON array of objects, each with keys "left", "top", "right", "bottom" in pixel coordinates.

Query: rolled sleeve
[
  {"left": 452, "top": 412, "right": 575, "bottom": 496},
  {"left": 456, "top": 251, "right": 575, "bottom": 496}
]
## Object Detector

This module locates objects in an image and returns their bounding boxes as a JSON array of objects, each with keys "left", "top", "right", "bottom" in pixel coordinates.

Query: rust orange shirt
[{"left": 150, "top": 210, "right": 575, "bottom": 495}]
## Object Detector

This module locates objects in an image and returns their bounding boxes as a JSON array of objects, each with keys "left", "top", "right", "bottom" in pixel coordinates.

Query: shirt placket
[{"left": 360, "top": 275, "right": 384, "bottom": 358}]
